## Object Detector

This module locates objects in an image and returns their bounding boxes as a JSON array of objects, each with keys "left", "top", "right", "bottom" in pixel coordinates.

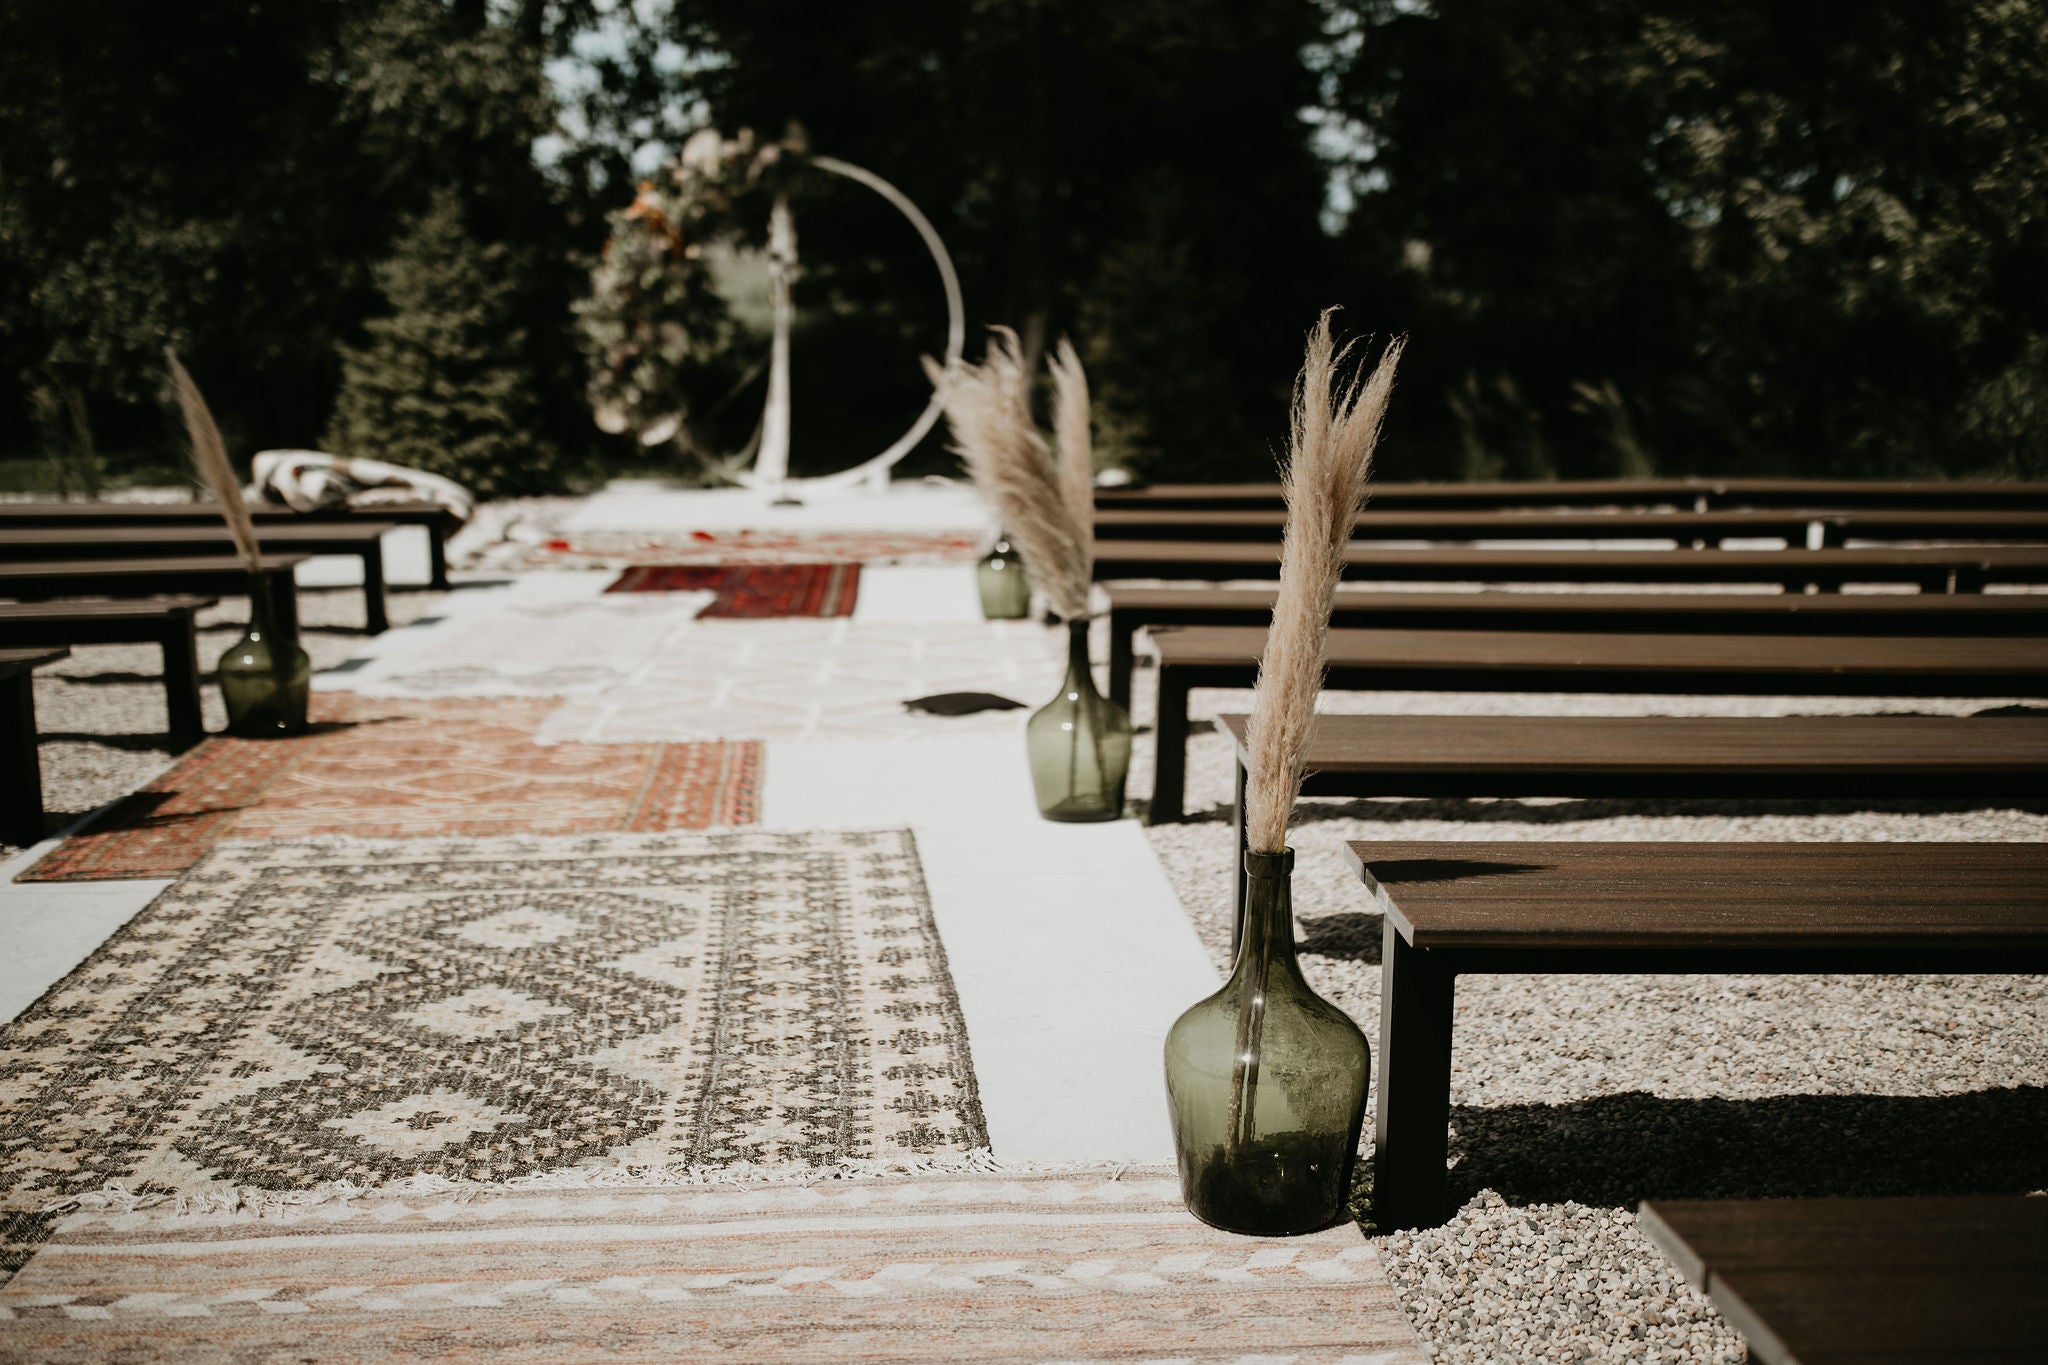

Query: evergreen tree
[{"left": 325, "top": 191, "right": 552, "bottom": 496}]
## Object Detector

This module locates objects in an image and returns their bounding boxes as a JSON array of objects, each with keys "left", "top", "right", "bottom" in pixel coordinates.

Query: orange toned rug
[
  {"left": 605, "top": 562, "right": 861, "bottom": 616},
  {"left": 21, "top": 695, "right": 760, "bottom": 881}
]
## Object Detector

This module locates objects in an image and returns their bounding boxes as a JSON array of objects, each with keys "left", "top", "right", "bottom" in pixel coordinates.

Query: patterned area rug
[
  {"left": 0, "top": 1172, "right": 1425, "bottom": 1362},
  {"left": 606, "top": 562, "right": 861, "bottom": 617},
  {"left": 330, "top": 582, "right": 712, "bottom": 698},
  {"left": 514, "top": 529, "right": 985, "bottom": 569},
  {"left": 21, "top": 695, "right": 759, "bottom": 881},
  {"left": 538, "top": 620, "right": 1064, "bottom": 744},
  {"left": 0, "top": 830, "right": 986, "bottom": 1284}
]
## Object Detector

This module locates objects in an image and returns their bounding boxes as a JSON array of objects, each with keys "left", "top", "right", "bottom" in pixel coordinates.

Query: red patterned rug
[
  {"left": 605, "top": 562, "right": 861, "bottom": 617},
  {"left": 22, "top": 694, "right": 760, "bottom": 882}
]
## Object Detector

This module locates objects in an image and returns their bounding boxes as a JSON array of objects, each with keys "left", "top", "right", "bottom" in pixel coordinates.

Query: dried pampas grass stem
[
  {"left": 1241, "top": 314, "right": 1404, "bottom": 855},
  {"left": 166, "top": 349, "right": 261, "bottom": 577},
  {"left": 926, "top": 328, "right": 1094, "bottom": 621}
]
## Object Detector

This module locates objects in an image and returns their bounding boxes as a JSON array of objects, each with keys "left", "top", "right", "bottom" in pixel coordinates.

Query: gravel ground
[
  {"left": 1134, "top": 666, "right": 2048, "bottom": 1363},
  {"left": 11, "top": 584, "right": 446, "bottom": 858}
]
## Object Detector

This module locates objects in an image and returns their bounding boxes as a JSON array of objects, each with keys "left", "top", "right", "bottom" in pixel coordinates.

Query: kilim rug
[
  {"left": 0, "top": 1173, "right": 1427, "bottom": 1362},
  {"left": 538, "top": 619, "right": 1065, "bottom": 744},
  {"left": 0, "top": 830, "right": 987, "bottom": 1285},
  {"left": 20, "top": 695, "right": 759, "bottom": 881},
  {"left": 606, "top": 562, "right": 862, "bottom": 617},
  {"left": 517, "top": 529, "right": 985, "bottom": 569}
]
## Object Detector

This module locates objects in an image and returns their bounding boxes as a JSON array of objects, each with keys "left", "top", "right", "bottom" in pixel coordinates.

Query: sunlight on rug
[
  {"left": 607, "top": 562, "right": 862, "bottom": 617},
  {"left": 0, "top": 1172, "right": 1425, "bottom": 1362},
  {"left": 20, "top": 695, "right": 760, "bottom": 881},
  {"left": 0, "top": 829, "right": 985, "bottom": 1284}
]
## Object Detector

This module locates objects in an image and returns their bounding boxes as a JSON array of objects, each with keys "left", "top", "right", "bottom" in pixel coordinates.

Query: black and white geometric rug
[{"left": 0, "top": 829, "right": 987, "bottom": 1281}]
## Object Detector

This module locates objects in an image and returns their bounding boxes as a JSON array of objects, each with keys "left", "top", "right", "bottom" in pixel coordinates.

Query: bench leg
[
  {"left": 0, "top": 669, "right": 46, "bottom": 847},
  {"left": 161, "top": 617, "right": 206, "bottom": 751},
  {"left": 1373, "top": 919, "right": 1456, "bottom": 1231},
  {"left": 1229, "top": 754, "right": 1249, "bottom": 959},
  {"left": 427, "top": 518, "right": 452, "bottom": 592},
  {"left": 1108, "top": 613, "right": 1137, "bottom": 712},
  {"left": 362, "top": 544, "right": 390, "bottom": 634},
  {"left": 1148, "top": 668, "right": 1192, "bottom": 825}
]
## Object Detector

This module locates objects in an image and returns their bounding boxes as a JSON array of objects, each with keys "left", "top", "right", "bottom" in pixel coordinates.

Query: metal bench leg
[
  {"left": 0, "top": 669, "right": 46, "bottom": 846},
  {"left": 1148, "top": 668, "right": 1192, "bottom": 824},
  {"left": 361, "top": 543, "right": 390, "bottom": 634},
  {"left": 1229, "top": 754, "right": 1249, "bottom": 958},
  {"left": 1373, "top": 919, "right": 1456, "bottom": 1231},
  {"left": 1108, "top": 612, "right": 1137, "bottom": 711},
  {"left": 161, "top": 615, "right": 206, "bottom": 751}
]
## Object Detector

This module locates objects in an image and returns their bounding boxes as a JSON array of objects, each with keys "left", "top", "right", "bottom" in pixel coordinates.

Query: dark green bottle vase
[
  {"left": 217, "top": 575, "right": 311, "bottom": 738},
  {"left": 1025, "top": 620, "right": 1132, "bottom": 821},
  {"left": 1164, "top": 849, "right": 1371, "bottom": 1235},
  {"left": 977, "top": 536, "right": 1032, "bottom": 619}
]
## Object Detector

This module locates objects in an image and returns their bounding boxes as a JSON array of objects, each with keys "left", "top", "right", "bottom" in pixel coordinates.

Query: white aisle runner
[{"left": 760, "top": 734, "right": 1220, "bottom": 1166}]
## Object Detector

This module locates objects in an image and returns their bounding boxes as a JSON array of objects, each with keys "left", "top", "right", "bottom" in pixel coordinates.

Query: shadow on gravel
[{"left": 1446, "top": 1086, "right": 2048, "bottom": 1209}]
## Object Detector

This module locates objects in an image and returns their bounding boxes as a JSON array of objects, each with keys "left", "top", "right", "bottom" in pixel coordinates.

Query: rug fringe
[{"left": 45, "top": 1151, "right": 1151, "bottom": 1220}]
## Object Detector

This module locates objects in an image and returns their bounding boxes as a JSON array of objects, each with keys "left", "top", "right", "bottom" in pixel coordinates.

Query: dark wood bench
[
  {"left": 1148, "top": 626, "right": 2048, "bottom": 822},
  {"left": 1096, "top": 478, "right": 2048, "bottom": 512},
  {"left": 1105, "top": 588, "right": 2048, "bottom": 709},
  {"left": 1094, "top": 506, "right": 2048, "bottom": 546},
  {"left": 0, "top": 598, "right": 214, "bottom": 750},
  {"left": 0, "top": 556, "right": 306, "bottom": 635},
  {"left": 1638, "top": 1195, "right": 2048, "bottom": 1365},
  {"left": 0, "top": 524, "right": 393, "bottom": 632},
  {"left": 0, "top": 500, "right": 455, "bottom": 589},
  {"left": 1219, "top": 713, "right": 2048, "bottom": 936},
  {"left": 1092, "top": 541, "right": 2048, "bottom": 594},
  {"left": 1345, "top": 841, "right": 2048, "bottom": 1230},
  {"left": 1, "top": 646, "right": 69, "bottom": 846}
]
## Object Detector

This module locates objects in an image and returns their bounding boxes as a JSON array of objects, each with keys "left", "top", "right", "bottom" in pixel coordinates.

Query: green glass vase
[
  {"left": 217, "top": 574, "right": 311, "bottom": 737},
  {"left": 1025, "top": 619, "right": 1132, "bottom": 821},
  {"left": 977, "top": 535, "right": 1032, "bottom": 619},
  {"left": 1164, "top": 849, "right": 1371, "bottom": 1235}
]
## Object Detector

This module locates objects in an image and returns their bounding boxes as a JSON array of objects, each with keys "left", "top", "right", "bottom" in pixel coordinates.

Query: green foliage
[
  {"left": 326, "top": 192, "right": 552, "bottom": 496},
  {"left": 1328, "top": 0, "right": 2048, "bottom": 480}
]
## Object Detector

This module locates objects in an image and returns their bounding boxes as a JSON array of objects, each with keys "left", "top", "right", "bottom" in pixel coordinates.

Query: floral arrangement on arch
[{"left": 575, "top": 128, "right": 789, "bottom": 456}]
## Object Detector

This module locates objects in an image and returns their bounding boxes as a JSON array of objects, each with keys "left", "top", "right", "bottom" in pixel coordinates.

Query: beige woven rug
[
  {"left": 0, "top": 1171, "right": 1426, "bottom": 1362},
  {"left": 0, "top": 830, "right": 985, "bottom": 1282}
]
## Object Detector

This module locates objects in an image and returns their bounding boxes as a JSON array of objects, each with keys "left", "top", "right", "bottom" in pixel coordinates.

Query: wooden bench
[
  {"left": 1, "top": 647, "right": 69, "bottom": 846},
  {"left": 1096, "top": 478, "right": 2048, "bottom": 512},
  {"left": 1638, "top": 1195, "right": 2048, "bottom": 1364},
  {"left": 0, "top": 524, "right": 393, "bottom": 632},
  {"left": 1219, "top": 713, "right": 2048, "bottom": 936},
  {"left": 1105, "top": 588, "right": 2048, "bottom": 709},
  {"left": 1148, "top": 626, "right": 2048, "bottom": 822},
  {"left": 1092, "top": 541, "right": 2048, "bottom": 594},
  {"left": 1345, "top": 842, "right": 2048, "bottom": 1230},
  {"left": 0, "top": 599, "right": 214, "bottom": 750},
  {"left": 1094, "top": 506, "right": 2048, "bottom": 546},
  {"left": 0, "top": 500, "right": 456, "bottom": 589},
  {"left": 0, "top": 556, "right": 306, "bottom": 635}
]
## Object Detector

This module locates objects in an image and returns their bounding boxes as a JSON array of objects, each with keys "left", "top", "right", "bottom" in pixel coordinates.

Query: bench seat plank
[
  {"left": 1638, "top": 1196, "right": 2048, "bottom": 1365},
  {"left": 1094, "top": 507, "right": 2048, "bottom": 544},
  {"left": 1095, "top": 478, "right": 2048, "bottom": 512}
]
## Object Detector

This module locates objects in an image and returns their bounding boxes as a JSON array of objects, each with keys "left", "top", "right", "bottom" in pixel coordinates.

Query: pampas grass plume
[
  {"left": 925, "top": 328, "right": 1094, "bottom": 620},
  {"left": 1241, "top": 314, "right": 1404, "bottom": 855},
  {"left": 166, "top": 349, "right": 261, "bottom": 577}
]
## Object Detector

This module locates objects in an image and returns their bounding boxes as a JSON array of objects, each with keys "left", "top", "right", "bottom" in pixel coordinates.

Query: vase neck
[
  {"left": 246, "top": 574, "right": 289, "bottom": 642},
  {"left": 1230, "top": 849, "right": 1303, "bottom": 983},
  {"left": 1061, "top": 619, "right": 1096, "bottom": 692}
]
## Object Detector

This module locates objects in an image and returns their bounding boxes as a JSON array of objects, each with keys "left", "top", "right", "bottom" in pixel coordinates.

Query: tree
[{"left": 325, "top": 192, "right": 553, "bottom": 495}]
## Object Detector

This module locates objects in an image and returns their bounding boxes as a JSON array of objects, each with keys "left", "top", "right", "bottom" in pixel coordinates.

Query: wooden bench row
[
  {"left": 1096, "top": 476, "right": 2048, "bottom": 512},
  {"left": 1094, "top": 506, "right": 2048, "bottom": 546},
  {"left": 1148, "top": 625, "right": 2048, "bottom": 822}
]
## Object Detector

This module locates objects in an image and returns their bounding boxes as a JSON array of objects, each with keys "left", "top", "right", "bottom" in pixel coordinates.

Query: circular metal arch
[{"left": 738, "top": 154, "right": 966, "bottom": 493}]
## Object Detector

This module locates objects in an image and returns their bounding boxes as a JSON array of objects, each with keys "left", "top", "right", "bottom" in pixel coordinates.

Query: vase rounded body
[
  {"left": 976, "top": 536, "right": 1032, "bottom": 619},
  {"left": 217, "top": 575, "right": 311, "bottom": 738},
  {"left": 1025, "top": 620, "right": 1132, "bottom": 822},
  {"left": 1165, "top": 850, "right": 1371, "bottom": 1235}
]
